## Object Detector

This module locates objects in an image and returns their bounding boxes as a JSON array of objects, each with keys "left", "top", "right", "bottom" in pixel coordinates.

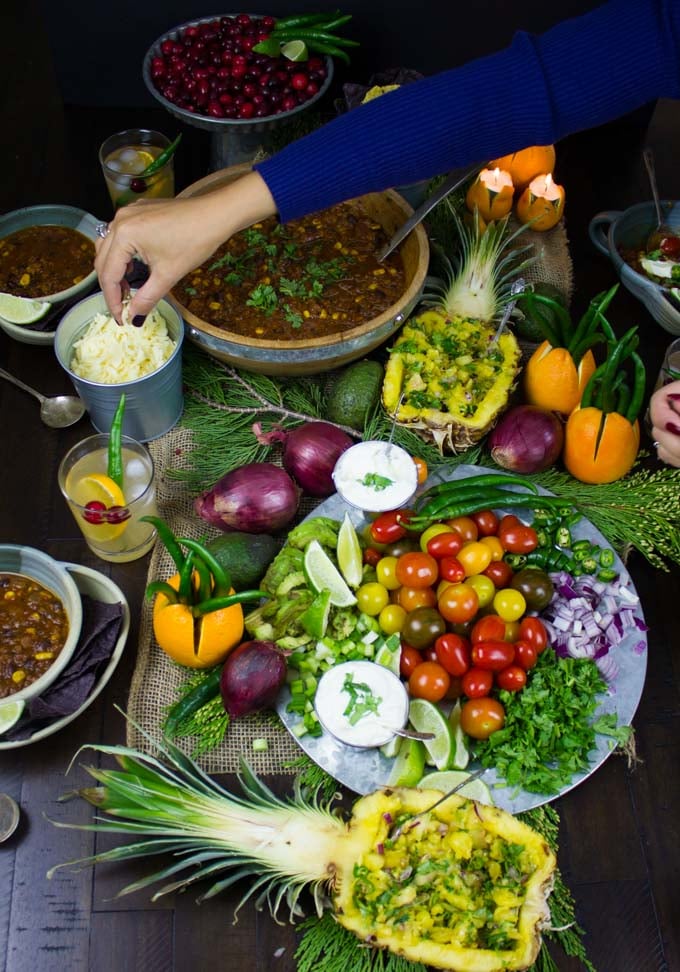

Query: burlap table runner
[{"left": 127, "top": 221, "right": 573, "bottom": 775}]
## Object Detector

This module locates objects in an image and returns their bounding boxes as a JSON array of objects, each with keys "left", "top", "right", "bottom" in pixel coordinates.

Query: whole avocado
[
  {"left": 327, "top": 359, "right": 384, "bottom": 431},
  {"left": 205, "top": 532, "right": 281, "bottom": 591}
]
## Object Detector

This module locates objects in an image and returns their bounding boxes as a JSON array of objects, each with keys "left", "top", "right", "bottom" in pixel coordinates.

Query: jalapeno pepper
[{"left": 107, "top": 394, "right": 126, "bottom": 490}]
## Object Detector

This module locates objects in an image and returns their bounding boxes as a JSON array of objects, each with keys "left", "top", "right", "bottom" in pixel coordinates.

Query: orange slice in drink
[{"left": 70, "top": 473, "right": 130, "bottom": 542}]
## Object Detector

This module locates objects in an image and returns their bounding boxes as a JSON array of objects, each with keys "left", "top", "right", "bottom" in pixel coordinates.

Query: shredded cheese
[{"left": 70, "top": 309, "right": 176, "bottom": 384}]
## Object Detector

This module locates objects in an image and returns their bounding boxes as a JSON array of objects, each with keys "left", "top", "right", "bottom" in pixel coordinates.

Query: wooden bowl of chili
[{"left": 172, "top": 164, "right": 430, "bottom": 376}]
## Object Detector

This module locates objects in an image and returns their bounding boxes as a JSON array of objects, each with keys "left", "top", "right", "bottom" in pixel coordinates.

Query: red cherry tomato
[
  {"left": 363, "top": 547, "right": 382, "bottom": 567},
  {"left": 497, "top": 516, "right": 538, "bottom": 554},
  {"left": 426, "top": 532, "right": 463, "bottom": 559},
  {"left": 518, "top": 617, "right": 549, "bottom": 653},
  {"left": 495, "top": 664, "right": 527, "bottom": 692},
  {"left": 395, "top": 551, "right": 439, "bottom": 589},
  {"left": 660, "top": 235, "right": 680, "bottom": 258},
  {"left": 470, "top": 614, "right": 507, "bottom": 645},
  {"left": 434, "top": 633, "right": 471, "bottom": 677},
  {"left": 471, "top": 640, "right": 516, "bottom": 671},
  {"left": 370, "top": 509, "right": 413, "bottom": 544},
  {"left": 483, "top": 560, "right": 514, "bottom": 589},
  {"left": 399, "top": 644, "right": 424, "bottom": 678},
  {"left": 437, "top": 583, "right": 479, "bottom": 624},
  {"left": 514, "top": 639, "right": 539, "bottom": 670},
  {"left": 446, "top": 516, "right": 478, "bottom": 543},
  {"left": 461, "top": 666, "right": 494, "bottom": 698},
  {"left": 397, "top": 585, "right": 438, "bottom": 612},
  {"left": 471, "top": 509, "right": 500, "bottom": 536},
  {"left": 408, "top": 661, "right": 451, "bottom": 702},
  {"left": 439, "top": 555, "right": 466, "bottom": 584},
  {"left": 460, "top": 697, "right": 505, "bottom": 739}
]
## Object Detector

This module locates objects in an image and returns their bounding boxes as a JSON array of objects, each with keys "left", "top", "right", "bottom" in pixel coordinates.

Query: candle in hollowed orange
[
  {"left": 465, "top": 167, "right": 514, "bottom": 222},
  {"left": 516, "top": 173, "right": 566, "bottom": 231}
]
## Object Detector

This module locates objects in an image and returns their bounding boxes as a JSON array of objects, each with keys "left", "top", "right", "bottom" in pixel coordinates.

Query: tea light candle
[
  {"left": 465, "top": 167, "right": 514, "bottom": 221},
  {"left": 516, "top": 172, "right": 566, "bottom": 231}
]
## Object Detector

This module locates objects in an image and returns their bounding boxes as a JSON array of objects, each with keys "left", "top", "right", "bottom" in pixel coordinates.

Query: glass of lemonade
[
  {"left": 99, "top": 128, "right": 175, "bottom": 210},
  {"left": 58, "top": 434, "right": 158, "bottom": 563}
]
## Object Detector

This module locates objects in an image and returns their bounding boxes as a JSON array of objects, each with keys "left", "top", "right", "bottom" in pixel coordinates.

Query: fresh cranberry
[
  {"left": 306, "top": 81, "right": 320, "bottom": 96},
  {"left": 160, "top": 39, "right": 175, "bottom": 56},
  {"left": 261, "top": 15, "right": 276, "bottom": 29},
  {"left": 106, "top": 506, "right": 132, "bottom": 524},
  {"left": 307, "top": 56, "right": 324, "bottom": 72},
  {"left": 130, "top": 178, "right": 148, "bottom": 194},
  {"left": 291, "top": 72, "right": 309, "bottom": 91},
  {"left": 207, "top": 101, "right": 224, "bottom": 117},
  {"left": 281, "top": 95, "right": 298, "bottom": 112},
  {"left": 238, "top": 102, "right": 255, "bottom": 118},
  {"left": 219, "top": 92, "right": 234, "bottom": 105},
  {"left": 235, "top": 13, "right": 251, "bottom": 26},
  {"left": 243, "top": 81, "right": 258, "bottom": 98},
  {"left": 184, "top": 25, "right": 200, "bottom": 39},
  {"left": 83, "top": 501, "right": 107, "bottom": 525}
]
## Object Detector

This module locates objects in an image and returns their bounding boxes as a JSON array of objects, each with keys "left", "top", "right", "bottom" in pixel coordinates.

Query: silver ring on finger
[{"left": 95, "top": 222, "right": 110, "bottom": 239}]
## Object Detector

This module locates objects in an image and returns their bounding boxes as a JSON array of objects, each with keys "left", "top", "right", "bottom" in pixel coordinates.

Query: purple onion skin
[
  {"left": 220, "top": 640, "right": 287, "bottom": 718},
  {"left": 194, "top": 462, "right": 300, "bottom": 534},
  {"left": 489, "top": 405, "right": 565, "bottom": 474},
  {"left": 282, "top": 422, "right": 353, "bottom": 497}
]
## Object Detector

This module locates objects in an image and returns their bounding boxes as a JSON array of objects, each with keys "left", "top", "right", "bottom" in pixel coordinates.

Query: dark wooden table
[{"left": 1, "top": 6, "right": 680, "bottom": 968}]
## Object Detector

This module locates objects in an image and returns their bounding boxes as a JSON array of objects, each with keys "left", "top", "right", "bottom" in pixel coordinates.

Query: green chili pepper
[
  {"left": 140, "top": 133, "right": 182, "bottom": 178},
  {"left": 193, "top": 589, "right": 267, "bottom": 616},
  {"left": 599, "top": 548, "right": 616, "bottom": 568},
  {"left": 581, "top": 557, "right": 599, "bottom": 574},
  {"left": 107, "top": 393, "right": 126, "bottom": 491},
  {"left": 597, "top": 567, "right": 619, "bottom": 583},
  {"left": 625, "top": 351, "right": 647, "bottom": 424},
  {"left": 417, "top": 473, "right": 539, "bottom": 504},
  {"left": 535, "top": 528, "right": 552, "bottom": 548},
  {"left": 568, "top": 284, "right": 619, "bottom": 359},
  {"left": 141, "top": 515, "right": 185, "bottom": 573},
  {"left": 145, "top": 580, "right": 181, "bottom": 603},
  {"left": 555, "top": 525, "right": 572, "bottom": 548},
  {"left": 178, "top": 551, "right": 196, "bottom": 602},
  {"left": 274, "top": 11, "right": 340, "bottom": 29},
  {"left": 177, "top": 537, "right": 233, "bottom": 597},
  {"left": 504, "top": 553, "right": 527, "bottom": 570}
]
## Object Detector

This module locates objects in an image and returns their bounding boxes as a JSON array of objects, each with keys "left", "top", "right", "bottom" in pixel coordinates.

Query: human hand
[
  {"left": 94, "top": 171, "right": 278, "bottom": 323},
  {"left": 649, "top": 379, "right": 680, "bottom": 467}
]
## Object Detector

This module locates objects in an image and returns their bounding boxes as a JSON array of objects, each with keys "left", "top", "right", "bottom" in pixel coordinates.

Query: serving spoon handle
[{"left": 0, "top": 367, "right": 46, "bottom": 404}]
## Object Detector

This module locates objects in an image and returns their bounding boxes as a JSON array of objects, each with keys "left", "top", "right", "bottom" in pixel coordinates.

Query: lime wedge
[
  {"left": 337, "top": 512, "right": 363, "bottom": 589},
  {"left": 0, "top": 698, "right": 25, "bottom": 735},
  {"left": 408, "top": 698, "right": 454, "bottom": 771},
  {"left": 380, "top": 733, "right": 402, "bottom": 760},
  {"left": 0, "top": 293, "right": 50, "bottom": 325},
  {"left": 252, "top": 37, "right": 283, "bottom": 57},
  {"left": 281, "top": 39, "right": 309, "bottom": 62},
  {"left": 418, "top": 769, "right": 494, "bottom": 805},
  {"left": 448, "top": 700, "right": 470, "bottom": 770},
  {"left": 303, "top": 539, "right": 357, "bottom": 608},
  {"left": 299, "top": 589, "right": 331, "bottom": 639},
  {"left": 386, "top": 737, "right": 426, "bottom": 786}
]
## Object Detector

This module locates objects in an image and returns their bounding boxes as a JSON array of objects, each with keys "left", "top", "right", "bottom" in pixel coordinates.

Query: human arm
[{"left": 649, "top": 380, "right": 680, "bottom": 467}]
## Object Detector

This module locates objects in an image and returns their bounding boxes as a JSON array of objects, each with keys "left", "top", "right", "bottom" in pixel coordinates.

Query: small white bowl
[
  {"left": 332, "top": 440, "right": 418, "bottom": 513},
  {"left": 0, "top": 544, "right": 83, "bottom": 704},
  {"left": 314, "top": 660, "right": 410, "bottom": 749}
]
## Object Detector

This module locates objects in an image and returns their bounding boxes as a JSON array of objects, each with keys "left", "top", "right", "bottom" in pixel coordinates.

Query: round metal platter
[{"left": 277, "top": 464, "right": 648, "bottom": 813}]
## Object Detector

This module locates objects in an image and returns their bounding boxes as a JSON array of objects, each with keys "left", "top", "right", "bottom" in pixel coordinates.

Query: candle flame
[{"left": 544, "top": 172, "right": 554, "bottom": 189}]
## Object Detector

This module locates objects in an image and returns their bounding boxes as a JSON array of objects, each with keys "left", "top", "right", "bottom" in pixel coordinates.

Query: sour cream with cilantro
[
  {"left": 332, "top": 440, "right": 418, "bottom": 513},
  {"left": 314, "top": 661, "right": 409, "bottom": 748}
]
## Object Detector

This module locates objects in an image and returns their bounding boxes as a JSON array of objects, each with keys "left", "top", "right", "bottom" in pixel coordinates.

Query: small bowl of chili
[{"left": 0, "top": 545, "right": 83, "bottom": 705}]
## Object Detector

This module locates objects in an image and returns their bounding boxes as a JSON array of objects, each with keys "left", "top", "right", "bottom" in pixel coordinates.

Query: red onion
[
  {"left": 489, "top": 405, "right": 564, "bottom": 474},
  {"left": 194, "top": 462, "right": 300, "bottom": 534},
  {"left": 220, "top": 640, "right": 287, "bottom": 718},
  {"left": 281, "top": 422, "right": 353, "bottom": 497}
]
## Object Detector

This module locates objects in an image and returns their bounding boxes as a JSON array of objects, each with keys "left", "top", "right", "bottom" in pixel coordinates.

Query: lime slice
[
  {"left": 408, "top": 698, "right": 454, "bottom": 771},
  {"left": 299, "top": 589, "right": 331, "bottom": 639},
  {"left": 418, "top": 770, "right": 494, "bottom": 805},
  {"left": 303, "top": 540, "right": 357, "bottom": 608},
  {"left": 337, "top": 512, "right": 363, "bottom": 589},
  {"left": 386, "top": 737, "right": 426, "bottom": 787},
  {"left": 0, "top": 698, "right": 25, "bottom": 735},
  {"left": 0, "top": 293, "right": 50, "bottom": 324},
  {"left": 448, "top": 700, "right": 470, "bottom": 770},
  {"left": 281, "top": 39, "right": 309, "bottom": 62},
  {"left": 380, "top": 733, "right": 402, "bottom": 759}
]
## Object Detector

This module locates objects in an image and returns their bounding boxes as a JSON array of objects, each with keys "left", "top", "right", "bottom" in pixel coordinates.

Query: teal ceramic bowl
[
  {"left": 589, "top": 200, "right": 680, "bottom": 336},
  {"left": 0, "top": 545, "right": 83, "bottom": 704}
]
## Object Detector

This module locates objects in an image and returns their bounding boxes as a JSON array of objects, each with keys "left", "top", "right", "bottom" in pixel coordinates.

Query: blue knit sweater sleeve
[{"left": 255, "top": 0, "right": 680, "bottom": 222}]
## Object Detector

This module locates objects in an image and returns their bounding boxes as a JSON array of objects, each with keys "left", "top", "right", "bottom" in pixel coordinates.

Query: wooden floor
[{"left": 1, "top": 2, "right": 680, "bottom": 971}]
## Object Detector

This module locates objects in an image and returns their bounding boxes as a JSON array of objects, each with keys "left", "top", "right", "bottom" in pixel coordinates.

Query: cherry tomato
[
  {"left": 471, "top": 640, "right": 516, "bottom": 671},
  {"left": 376, "top": 555, "right": 401, "bottom": 590},
  {"left": 363, "top": 547, "right": 382, "bottom": 567},
  {"left": 518, "top": 617, "right": 549, "bottom": 653},
  {"left": 397, "top": 585, "right": 438, "bottom": 612},
  {"left": 495, "top": 665, "right": 527, "bottom": 692},
  {"left": 445, "top": 676, "right": 464, "bottom": 700},
  {"left": 493, "top": 588, "right": 527, "bottom": 622},
  {"left": 460, "top": 697, "right": 505, "bottom": 738},
  {"left": 356, "top": 582, "right": 390, "bottom": 616},
  {"left": 472, "top": 509, "right": 500, "bottom": 536},
  {"left": 466, "top": 573, "right": 495, "bottom": 608},
  {"left": 660, "top": 235, "right": 680, "bottom": 258},
  {"left": 420, "top": 523, "right": 454, "bottom": 553},
  {"left": 439, "top": 555, "right": 466, "bottom": 584},
  {"left": 426, "top": 531, "right": 463, "bottom": 559},
  {"left": 461, "top": 666, "right": 494, "bottom": 698},
  {"left": 378, "top": 603, "right": 407, "bottom": 635},
  {"left": 385, "top": 537, "right": 421, "bottom": 558},
  {"left": 504, "top": 620, "right": 521, "bottom": 642},
  {"left": 370, "top": 510, "right": 409, "bottom": 544},
  {"left": 510, "top": 568, "right": 554, "bottom": 611},
  {"left": 471, "top": 614, "right": 507, "bottom": 645},
  {"left": 483, "top": 560, "right": 514, "bottom": 588},
  {"left": 422, "top": 644, "right": 440, "bottom": 663},
  {"left": 446, "top": 516, "right": 479, "bottom": 543},
  {"left": 480, "top": 535, "right": 504, "bottom": 562},
  {"left": 413, "top": 457, "right": 428, "bottom": 484},
  {"left": 395, "top": 551, "right": 439, "bottom": 589},
  {"left": 513, "top": 639, "right": 539, "bottom": 670},
  {"left": 457, "top": 541, "right": 493, "bottom": 577},
  {"left": 434, "top": 633, "right": 471, "bottom": 677},
  {"left": 497, "top": 517, "right": 538, "bottom": 554},
  {"left": 408, "top": 661, "right": 451, "bottom": 702},
  {"left": 437, "top": 583, "right": 479, "bottom": 624},
  {"left": 401, "top": 606, "right": 446, "bottom": 650},
  {"left": 400, "top": 644, "right": 423, "bottom": 678}
]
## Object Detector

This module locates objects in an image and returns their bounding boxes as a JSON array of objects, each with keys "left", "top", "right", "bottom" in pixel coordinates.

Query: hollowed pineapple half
[{"left": 382, "top": 310, "right": 522, "bottom": 453}]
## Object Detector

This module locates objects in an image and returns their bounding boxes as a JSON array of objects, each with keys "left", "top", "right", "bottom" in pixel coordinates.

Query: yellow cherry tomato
[
  {"left": 376, "top": 555, "right": 401, "bottom": 590},
  {"left": 356, "top": 582, "right": 390, "bottom": 616},
  {"left": 493, "top": 588, "right": 527, "bottom": 623},
  {"left": 379, "top": 603, "right": 407, "bottom": 635},
  {"left": 419, "top": 522, "right": 454, "bottom": 553},
  {"left": 480, "top": 535, "right": 504, "bottom": 562},
  {"left": 413, "top": 456, "right": 428, "bottom": 485},
  {"left": 466, "top": 573, "right": 496, "bottom": 609},
  {"left": 457, "top": 541, "right": 493, "bottom": 577}
]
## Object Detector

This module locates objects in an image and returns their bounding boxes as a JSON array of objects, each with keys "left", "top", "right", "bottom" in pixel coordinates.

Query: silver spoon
[
  {"left": 0, "top": 368, "right": 86, "bottom": 428},
  {"left": 643, "top": 147, "right": 673, "bottom": 248},
  {"left": 0, "top": 793, "right": 20, "bottom": 843}
]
